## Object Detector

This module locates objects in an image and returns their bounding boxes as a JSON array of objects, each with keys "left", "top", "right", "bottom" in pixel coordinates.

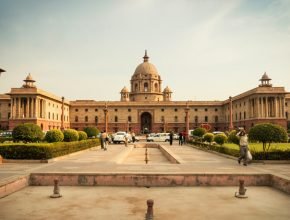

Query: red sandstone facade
[{"left": 0, "top": 52, "right": 289, "bottom": 133}]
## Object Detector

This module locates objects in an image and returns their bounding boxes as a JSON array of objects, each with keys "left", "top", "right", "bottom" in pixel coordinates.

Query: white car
[
  {"left": 146, "top": 133, "right": 170, "bottom": 142},
  {"left": 113, "top": 132, "right": 132, "bottom": 144}
]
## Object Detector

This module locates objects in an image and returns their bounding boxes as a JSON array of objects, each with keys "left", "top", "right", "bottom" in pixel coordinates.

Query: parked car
[
  {"left": 113, "top": 131, "right": 132, "bottom": 144},
  {"left": 0, "top": 131, "right": 12, "bottom": 137},
  {"left": 146, "top": 133, "right": 170, "bottom": 142}
]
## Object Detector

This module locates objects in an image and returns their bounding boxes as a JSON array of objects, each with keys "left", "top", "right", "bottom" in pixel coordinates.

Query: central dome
[{"left": 132, "top": 50, "right": 160, "bottom": 78}]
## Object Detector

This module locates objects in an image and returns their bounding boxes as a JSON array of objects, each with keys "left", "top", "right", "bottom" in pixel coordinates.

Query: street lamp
[{"left": 0, "top": 68, "right": 6, "bottom": 77}]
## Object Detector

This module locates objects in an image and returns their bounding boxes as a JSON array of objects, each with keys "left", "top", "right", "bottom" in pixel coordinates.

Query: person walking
[
  {"left": 236, "top": 128, "right": 248, "bottom": 166},
  {"left": 101, "top": 131, "right": 108, "bottom": 151},
  {"left": 100, "top": 131, "right": 104, "bottom": 149},
  {"left": 124, "top": 133, "right": 128, "bottom": 147},
  {"left": 169, "top": 132, "right": 173, "bottom": 146},
  {"left": 131, "top": 131, "right": 136, "bottom": 143},
  {"left": 178, "top": 132, "right": 183, "bottom": 146}
]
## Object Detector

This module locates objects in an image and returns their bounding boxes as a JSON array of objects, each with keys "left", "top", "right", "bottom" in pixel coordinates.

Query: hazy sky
[{"left": 1, "top": 0, "right": 290, "bottom": 101}]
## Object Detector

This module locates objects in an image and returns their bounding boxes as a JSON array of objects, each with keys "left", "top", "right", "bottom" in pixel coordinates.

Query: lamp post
[
  {"left": 184, "top": 101, "right": 190, "bottom": 142},
  {"left": 103, "top": 102, "right": 108, "bottom": 133},
  {"left": 61, "top": 96, "right": 64, "bottom": 131},
  {"left": 229, "top": 96, "right": 233, "bottom": 131},
  {"left": 0, "top": 68, "right": 5, "bottom": 77}
]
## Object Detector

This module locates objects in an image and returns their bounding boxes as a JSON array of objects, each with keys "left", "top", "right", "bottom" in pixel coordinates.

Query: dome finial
[{"left": 143, "top": 50, "right": 149, "bottom": 62}]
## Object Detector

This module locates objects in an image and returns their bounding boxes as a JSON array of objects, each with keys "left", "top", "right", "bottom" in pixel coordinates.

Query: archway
[{"left": 141, "top": 112, "right": 152, "bottom": 134}]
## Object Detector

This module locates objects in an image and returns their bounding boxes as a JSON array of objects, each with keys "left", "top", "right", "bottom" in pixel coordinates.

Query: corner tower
[{"left": 129, "top": 51, "right": 165, "bottom": 101}]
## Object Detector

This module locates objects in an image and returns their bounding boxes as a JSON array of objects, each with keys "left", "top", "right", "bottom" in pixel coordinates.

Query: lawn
[{"left": 224, "top": 143, "right": 290, "bottom": 152}]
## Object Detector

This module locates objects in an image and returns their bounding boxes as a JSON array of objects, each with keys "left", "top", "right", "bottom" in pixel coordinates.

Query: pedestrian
[
  {"left": 124, "top": 134, "right": 128, "bottom": 147},
  {"left": 100, "top": 131, "right": 104, "bottom": 149},
  {"left": 178, "top": 132, "right": 183, "bottom": 146},
  {"left": 236, "top": 128, "right": 248, "bottom": 166},
  {"left": 101, "top": 131, "right": 108, "bottom": 151},
  {"left": 169, "top": 131, "right": 173, "bottom": 146},
  {"left": 182, "top": 131, "right": 186, "bottom": 144},
  {"left": 131, "top": 131, "right": 136, "bottom": 143}
]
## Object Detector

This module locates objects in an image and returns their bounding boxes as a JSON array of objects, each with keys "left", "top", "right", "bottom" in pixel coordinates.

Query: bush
[
  {"left": 227, "top": 130, "right": 240, "bottom": 145},
  {"left": 45, "top": 129, "right": 64, "bottom": 143},
  {"left": 203, "top": 133, "right": 214, "bottom": 143},
  {"left": 214, "top": 133, "right": 228, "bottom": 146},
  {"left": 249, "top": 123, "right": 288, "bottom": 158},
  {"left": 78, "top": 131, "right": 88, "bottom": 141},
  {"left": 12, "top": 123, "right": 44, "bottom": 143},
  {"left": 63, "top": 129, "right": 79, "bottom": 142},
  {"left": 83, "top": 127, "right": 99, "bottom": 138},
  {"left": 192, "top": 128, "right": 206, "bottom": 137},
  {"left": 0, "top": 139, "right": 100, "bottom": 160}
]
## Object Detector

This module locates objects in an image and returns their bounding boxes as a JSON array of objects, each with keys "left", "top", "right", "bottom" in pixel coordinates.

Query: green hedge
[
  {"left": 0, "top": 139, "right": 99, "bottom": 160},
  {"left": 190, "top": 140, "right": 290, "bottom": 160},
  {"left": 0, "top": 137, "right": 13, "bottom": 143}
]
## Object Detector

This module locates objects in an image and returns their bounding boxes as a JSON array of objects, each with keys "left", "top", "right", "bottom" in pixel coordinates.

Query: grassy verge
[{"left": 190, "top": 141, "right": 290, "bottom": 160}]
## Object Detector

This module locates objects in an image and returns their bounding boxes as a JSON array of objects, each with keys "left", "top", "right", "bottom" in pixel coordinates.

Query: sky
[{"left": 0, "top": 0, "right": 290, "bottom": 101}]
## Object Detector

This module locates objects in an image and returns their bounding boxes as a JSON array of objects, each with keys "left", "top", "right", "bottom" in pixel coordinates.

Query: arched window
[
  {"left": 205, "top": 116, "right": 208, "bottom": 122},
  {"left": 48, "top": 112, "right": 50, "bottom": 119},
  {"left": 135, "top": 83, "right": 138, "bottom": 92},
  {"left": 154, "top": 83, "right": 158, "bottom": 91},
  {"left": 144, "top": 82, "right": 148, "bottom": 92},
  {"left": 128, "top": 116, "right": 132, "bottom": 122},
  {"left": 85, "top": 116, "right": 88, "bottom": 122},
  {"left": 115, "top": 116, "right": 118, "bottom": 122},
  {"left": 195, "top": 116, "right": 198, "bottom": 123},
  {"left": 215, "top": 116, "right": 218, "bottom": 122},
  {"left": 95, "top": 116, "right": 98, "bottom": 124},
  {"left": 75, "top": 116, "right": 78, "bottom": 122},
  {"left": 52, "top": 113, "right": 54, "bottom": 120},
  {"left": 244, "top": 111, "right": 246, "bottom": 119},
  {"left": 174, "top": 116, "right": 178, "bottom": 122}
]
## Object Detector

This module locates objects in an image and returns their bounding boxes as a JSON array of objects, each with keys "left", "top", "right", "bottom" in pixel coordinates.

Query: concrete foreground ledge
[{"left": 29, "top": 173, "right": 290, "bottom": 194}]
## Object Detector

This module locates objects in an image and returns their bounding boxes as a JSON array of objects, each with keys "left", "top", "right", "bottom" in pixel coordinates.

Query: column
[
  {"left": 229, "top": 96, "right": 233, "bottom": 130},
  {"left": 103, "top": 102, "right": 108, "bottom": 132},
  {"left": 261, "top": 97, "right": 264, "bottom": 118},
  {"left": 11, "top": 98, "right": 14, "bottom": 119},
  {"left": 35, "top": 98, "right": 39, "bottom": 118},
  {"left": 257, "top": 97, "right": 260, "bottom": 118},
  {"left": 265, "top": 97, "right": 268, "bottom": 118},
  {"left": 184, "top": 102, "right": 190, "bottom": 142},
  {"left": 274, "top": 97, "right": 278, "bottom": 117},
  {"left": 28, "top": 97, "right": 31, "bottom": 118},
  {"left": 61, "top": 97, "right": 64, "bottom": 130}
]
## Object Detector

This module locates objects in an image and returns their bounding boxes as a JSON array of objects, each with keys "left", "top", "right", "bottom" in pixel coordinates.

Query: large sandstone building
[{"left": 1, "top": 51, "right": 289, "bottom": 133}]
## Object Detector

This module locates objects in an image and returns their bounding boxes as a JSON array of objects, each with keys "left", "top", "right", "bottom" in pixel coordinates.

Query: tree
[
  {"left": 63, "top": 129, "right": 79, "bottom": 142},
  {"left": 78, "top": 131, "right": 88, "bottom": 141},
  {"left": 192, "top": 127, "right": 206, "bottom": 138},
  {"left": 248, "top": 123, "right": 288, "bottom": 157},
  {"left": 227, "top": 130, "right": 240, "bottom": 145},
  {"left": 203, "top": 133, "right": 214, "bottom": 143},
  {"left": 45, "top": 129, "right": 64, "bottom": 143},
  {"left": 83, "top": 127, "right": 99, "bottom": 138},
  {"left": 214, "top": 133, "right": 228, "bottom": 146},
  {"left": 12, "top": 123, "right": 44, "bottom": 143}
]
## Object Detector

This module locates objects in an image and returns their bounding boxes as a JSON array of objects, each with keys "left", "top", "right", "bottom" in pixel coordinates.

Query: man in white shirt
[{"left": 236, "top": 128, "right": 248, "bottom": 166}]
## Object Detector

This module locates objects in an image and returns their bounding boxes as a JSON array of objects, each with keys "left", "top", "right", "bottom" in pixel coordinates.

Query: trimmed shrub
[
  {"left": 78, "top": 131, "right": 88, "bottom": 141},
  {"left": 45, "top": 129, "right": 64, "bottom": 143},
  {"left": 83, "top": 127, "right": 99, "bottom": 138},
  {"left": 249, "top": 123, "right": 288, "bottom": 158},
  {"left": 203, "top": 133, "right": 214, "bottom": 143},
  {"left": 63, "top": 129, "right": 79, "bottom": 142},
  {"left": 192, "top": 128, "right": 206, "bottom": 137},
  {"left": 12, "top": 123, "right": 44, "bottom": 143},
  {"left": 0, "top": 139, "right": 100, "bottom": 160},
  {"left": 214, "top": 133, "right": 228, "bottom": 146},
  {"left": 227, "top": 130, "right": 240, "bottom": 145}
]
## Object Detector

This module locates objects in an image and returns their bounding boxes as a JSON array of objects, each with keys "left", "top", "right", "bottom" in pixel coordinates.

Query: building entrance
[{"left": 141, "top": 112, "right": 152, "bottom": 134}]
